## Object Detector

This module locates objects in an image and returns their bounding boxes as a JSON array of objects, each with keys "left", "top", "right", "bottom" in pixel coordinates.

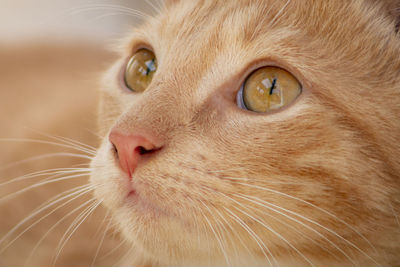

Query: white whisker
[
  {"left": 233, "top": 182, "right": 378, "bottom": 257},
  {"left": 198, "top": 200, "right": 231, "bottom": 267},
  {"left": 224, "top": 207, "right": 275, "bottom": 267},
  {"left": 52, "top": 199, "right": 102, "bottom": 266},
  {"left": 112, "top": 246, "right": 133, "bottom": 267},
  {"left": 0, "top": 167, "right": 91, "bottom": 188},
  {"left": 0, "top": 173, "right": 91, "bottom": 203},
  {"left": 0, "top": 138, "right": 96, "bottom": 156},
  {"left": 0, "top": 153, "right": 92, "bottom": 172},
  {"left": 25, "top": 128, "right": 97, "bottom": 153},
  {"left": 23, "top": 198, "right": 97, "bottom": 267},
  {"left": 0, "top": 184, "right": 95, "bottom": 253},
  {"left": 221, "top": 193, "right": 314, "bottom": 266},
  {"left": 214, "top": 208, "right": 256, "bottom": 264},
  {"left": 269, "top": 0, "right": 292, "bottom": 27},
  {"left": 87, "top": 12, "right": 134, "bottom": 24},
  {"left": 91, "top": 211, "right": 112, "bottom": 267},
  {"left": 154, "top": 0, "right": 166, "bottom": 11},
  {"left": 145, "top": 0, "right": 161, "bottom": 14},
  {"left": 99, "top": 237, "right": 126, "bottom": 261},
  {"left": 67, "top": 5, "right": 152, "bottom": 20},
  {"left": 235, "top": 193, "right": 358, "bottom": 265},
  {"left": 246, "top": 201, "right": 340, "bottom": 260}
]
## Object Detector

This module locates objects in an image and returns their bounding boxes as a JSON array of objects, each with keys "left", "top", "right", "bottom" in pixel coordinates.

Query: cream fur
[{"left": 90, "top": 0, "right": 400, "bottom": 266}]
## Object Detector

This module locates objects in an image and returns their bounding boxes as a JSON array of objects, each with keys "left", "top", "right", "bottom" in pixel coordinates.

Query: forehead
[
  {"left": 139, "top": 0, "right": 306, "bottom": 97},
  {"left": 140, "top": 0, "right": 376, "bottom": 71},
  {"left": 153, "top": 0, "right": 366, "bottom": 49}
]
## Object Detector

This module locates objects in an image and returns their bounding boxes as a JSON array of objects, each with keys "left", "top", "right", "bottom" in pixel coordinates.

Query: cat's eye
[
  {"left": 124, "top": 48, "right": 157, "bottom": 92},
  {"left": 237, "top": 67, "right": 301, "bottom": 112}
]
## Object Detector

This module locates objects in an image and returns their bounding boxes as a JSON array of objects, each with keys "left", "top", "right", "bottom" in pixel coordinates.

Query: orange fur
[
  {"left": 91, "top": 0, "right": 400, "bottom": 266},
  {"left": 1, "top": 0, "right": 399, "bottom": 266}
]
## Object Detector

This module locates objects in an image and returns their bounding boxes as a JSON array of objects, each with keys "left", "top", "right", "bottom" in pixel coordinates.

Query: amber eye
[
  {"left": 237, "top": 67, "right": 301, "bottom": 112},
  {"left": 124, "top": 48, "right": 157, "bottom": 92}
]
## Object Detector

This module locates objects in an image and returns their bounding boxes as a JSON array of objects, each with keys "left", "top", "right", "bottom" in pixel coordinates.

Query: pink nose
[{"left": 109, "top": 132, "right": 158, "bottom": 178}]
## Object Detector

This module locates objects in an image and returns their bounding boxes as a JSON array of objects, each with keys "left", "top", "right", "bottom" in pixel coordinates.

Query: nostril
[
  {"left": 137, "top": 146, "right": 147, "bottom": 155},
  {"left": 112, "top": 143, "right": 119, "bottom": 158},
  {"left": 136, "top": 146, "right": 160, "bottom": 155}
]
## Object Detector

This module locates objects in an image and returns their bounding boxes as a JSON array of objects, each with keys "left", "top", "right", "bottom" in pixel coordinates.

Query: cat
[
  {"left": 2, "top": 0, "right": 400, "bottom": 266},
  {"left": 89, "top": 0, "right": 400, "bottom": 266}
]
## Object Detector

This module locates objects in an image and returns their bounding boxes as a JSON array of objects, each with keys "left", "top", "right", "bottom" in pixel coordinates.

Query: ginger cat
[
  {"left": 91, "top": 0, "right": 400, "bottom": 265},
  {"left": 2, "top": 0, "right": 400, "bottom": 266}
]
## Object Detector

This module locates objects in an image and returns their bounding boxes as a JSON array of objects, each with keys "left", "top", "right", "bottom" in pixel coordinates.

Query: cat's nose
[{"left": 109, "top": 132, "right": 159, "bottom": 178}]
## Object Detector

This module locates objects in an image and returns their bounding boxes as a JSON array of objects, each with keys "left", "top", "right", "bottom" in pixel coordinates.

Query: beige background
[
  {"left": 0, "top": 1, "right": 156, "bottom": 266},
  {"left": 0, "top": 0, "right": 154, "bottom": 43}
]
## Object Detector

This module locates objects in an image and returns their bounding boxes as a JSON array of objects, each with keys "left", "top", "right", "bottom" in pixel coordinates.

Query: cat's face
[{"left": 90, "top": 0, "right": 400, "bottom": 265}]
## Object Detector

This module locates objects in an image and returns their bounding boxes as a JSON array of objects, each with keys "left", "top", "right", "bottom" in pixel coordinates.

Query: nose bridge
[
  {"left": 112, "top": 81, "right": 193, "bottom": 139},
  {"left": 112, "top": 43, "right": 214, "bottom": 138}
]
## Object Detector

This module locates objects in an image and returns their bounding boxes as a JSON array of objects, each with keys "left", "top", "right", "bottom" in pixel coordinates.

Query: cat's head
[{"left": 90, "top": 0, "right": 400, "bottom": 265}]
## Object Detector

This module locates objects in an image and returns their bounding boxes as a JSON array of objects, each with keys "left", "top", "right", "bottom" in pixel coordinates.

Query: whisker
[
  {"left": 245, "top": 201, "right": 340, "bottom": 261},
  {"left": 72, "top": 163, "right": 92, "bottom": 168},
  {"left": 221, "top": 192, "right": 314, "bottom": 266},
  {"left": 235, "top": 193, "right": 358, "bottom": 265},
  {"left": 87, "top": 12, "right": 135, "bottom": 24},
  {"left": 25, "top": 128, "right": 97, "bottom": 153},
  {"left": 52, "top": 199, "right": 102, "bottom": 266},
  {"left": 99, "top": 237, "right": 127, "bottom": 261},
  {"left": 23, "top": 198, "right": 97, "bottom": 267},
  {"left": 205, "top": 207, "right": 233, "bottom": 264},
  {"left": 233, "top": 182, "right": 378, "bottom": 257},
  {"left": 198, "top": 200, "right": 231, "bottom": 267},
  {"left": 213, "top": 208, "right": 255, "bottom": 264},
  {"left": 91, "top": 211, "right": 112, "bottom": 267},
  {"left": 196, "top": 185, "right": 256, "bottom": 263},
  {"left": 186, "top": 198, "right": 212, "bottom": 266},
  {"left": 224, "top": 207, "right": 275, "bottom": 267},
  {"left": 185, "top": 198, "right": 203, "bottom": 250},
  {"left": 220, "top": 176, "right": 322, "bottom": 186},
  {"left": 269, "top": 0, "right": 292, "bottom": 27},
  {"left": 0, "top": 167, "right": 91, "bottom": 188},
  {"left": 145, "top": 0, "right": 161, "bottom": 14},
  {"left": 112, "top": 246, "right": 133, "bottom": 267},
  {"left": 0, "top": 173, "right": 91, "bottom": 203},
  {"left": 154, "top": 0, "right": 166, "bottom": 11},
  {"left": 67, "top": 5, "right": 152, "bottom": 20},
  {"left": 82, "top": 127, "right": 103, "bottom": 140},
  {"left": 0, "top": 184, "right": 95, "bottom": 253},
  {"left": 38, "top": 3, "right": 152, "bottom": 29},
  {"left": 0, "top": 152, "right": 92, "bottom": 172},
  {"left": 0, "top": 138, "right": 96, "bottom": 156}
]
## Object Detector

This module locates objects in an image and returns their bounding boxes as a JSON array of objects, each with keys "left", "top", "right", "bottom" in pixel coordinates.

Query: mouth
[
  {"left": 124, "top": 182, "right": 170, "bottom": 218},
  {"left": 127, "top": 189, "right": 137, "bottom": 198}
]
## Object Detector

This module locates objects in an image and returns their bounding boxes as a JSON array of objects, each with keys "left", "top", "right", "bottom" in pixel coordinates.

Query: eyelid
[{"left": 236, "top": 84, "right": 246, "bottom": 109}]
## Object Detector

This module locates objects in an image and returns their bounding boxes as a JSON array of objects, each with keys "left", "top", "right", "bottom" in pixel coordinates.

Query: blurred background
[
  {"left": 0, "top": 0, "right": 157, "bottom": 138},
  {"left": 0, "top": 1, "right": 156, "bottom": 266},
  {"left": 1, "top": 0, "right": 153, "bottom": 42}
]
